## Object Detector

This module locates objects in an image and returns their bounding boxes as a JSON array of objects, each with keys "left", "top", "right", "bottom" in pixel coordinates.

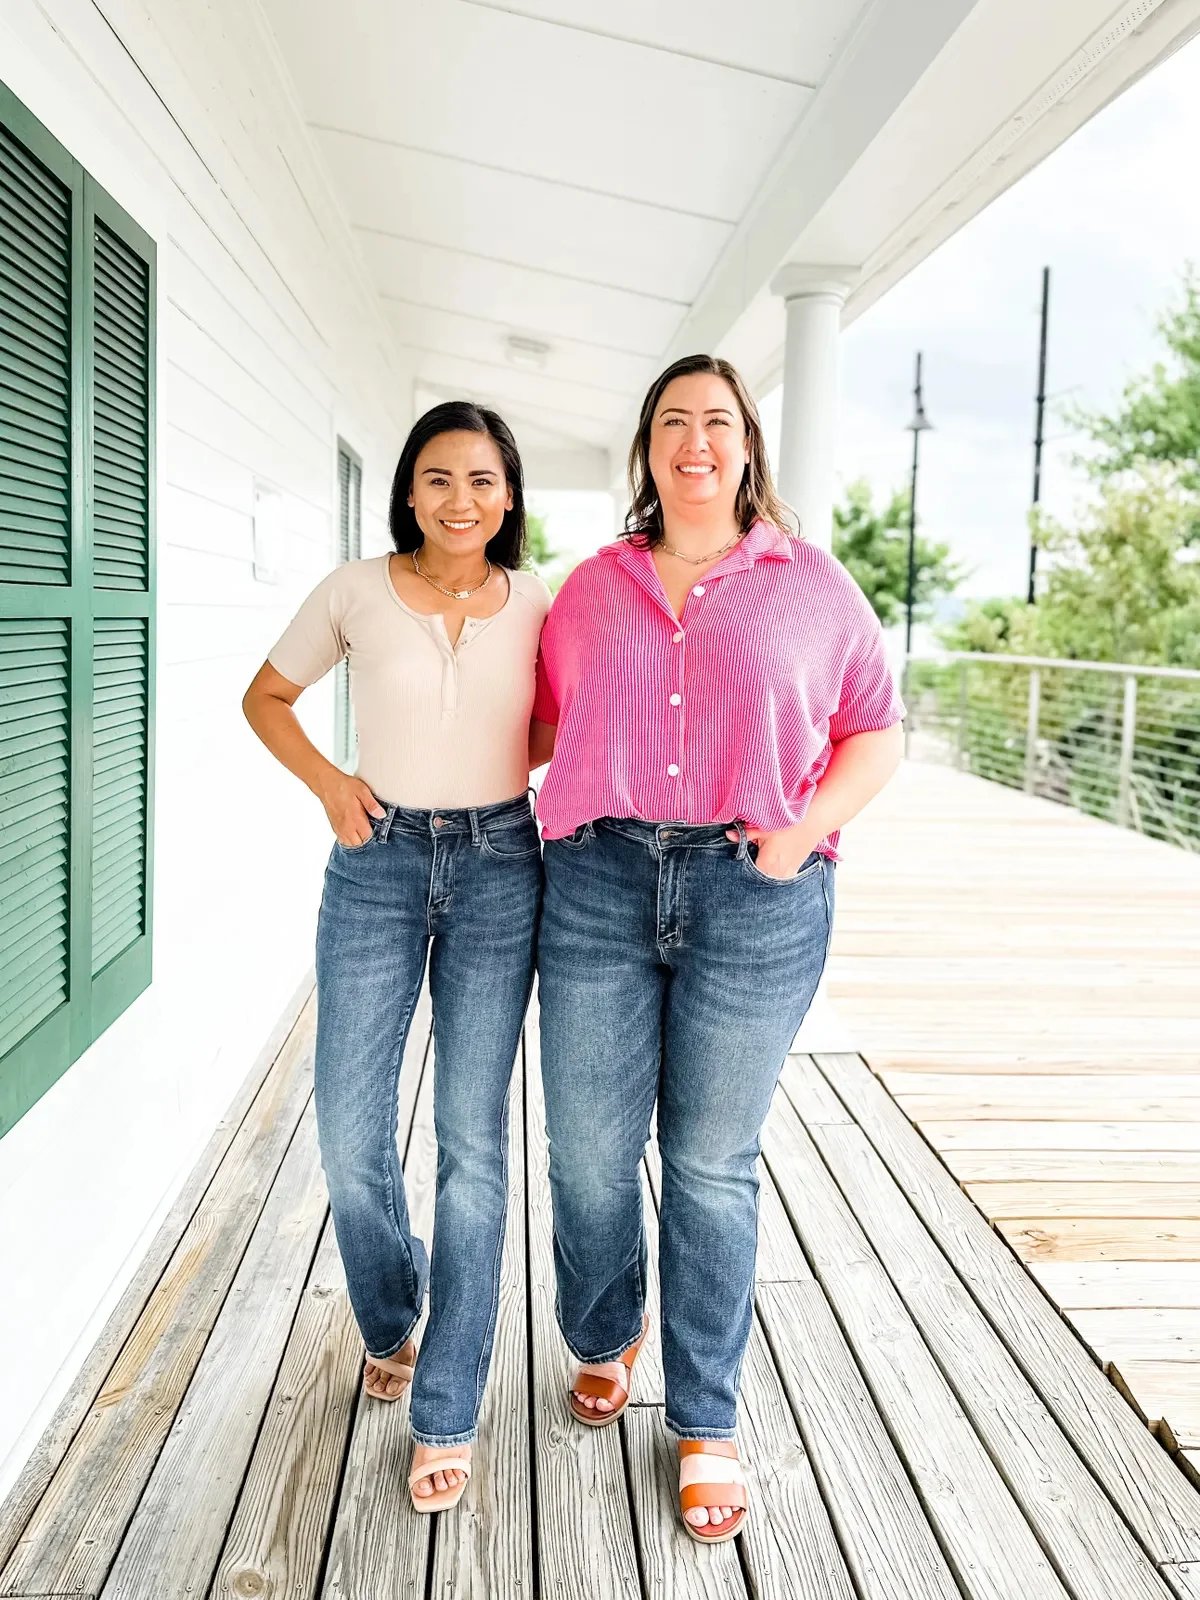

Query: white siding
[{"left": 0, "top": 0, "right": 413, "bottom": 1490}]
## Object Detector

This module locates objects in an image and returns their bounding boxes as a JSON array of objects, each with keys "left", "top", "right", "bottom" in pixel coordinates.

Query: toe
[
  {"left": 413, "top": 1476, "right": 432, "bottom": 1497},
  {"left": 433, "top": 1470, "right": 448, "bottom": 1492},
  {"left": 685, "top": 1507, "right": 710, "bottom": 1527},
  {"left": 595, "top": 1397, "right": 612, "bottom": 1412}
]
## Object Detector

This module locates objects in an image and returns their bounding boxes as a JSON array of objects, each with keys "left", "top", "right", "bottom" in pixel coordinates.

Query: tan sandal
[
  {"left": 568, "top": 1313, "right": 650, "bottom": 1427},
  {"left": 408, "top": 1452, "right": 472, "bottom": 1514},
  {"left": 363, "top": 1341, "right": 415, "bottom": 1401},
  {"left": 678, "top": 1441, "right": 749, "bottom": 1544}
]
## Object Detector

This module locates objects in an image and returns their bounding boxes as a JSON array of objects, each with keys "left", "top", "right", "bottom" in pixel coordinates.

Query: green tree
[{"left": 833, "top": 479, "right": 962, "bottom": 627}]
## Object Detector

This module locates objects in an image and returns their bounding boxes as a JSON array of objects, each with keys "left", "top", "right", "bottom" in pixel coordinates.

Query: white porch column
[{"left": 770, "top": 265, "right": 857, "bottom": 549}]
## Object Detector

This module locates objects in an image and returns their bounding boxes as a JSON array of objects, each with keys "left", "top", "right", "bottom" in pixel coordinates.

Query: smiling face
[
  {"left": 647, "top": 371, "right": 750, "bottom": 522},
  {"left": 407, "top": 430, "right": 513, "bottom": 565}
]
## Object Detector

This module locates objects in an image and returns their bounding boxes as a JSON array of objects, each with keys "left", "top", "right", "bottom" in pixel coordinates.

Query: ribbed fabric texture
[
  {"left": 532, "top": 521, "right": 904, "bottom": 852},
  {"left": 269, "top": 555, "right": 550, "bottom": 807}
]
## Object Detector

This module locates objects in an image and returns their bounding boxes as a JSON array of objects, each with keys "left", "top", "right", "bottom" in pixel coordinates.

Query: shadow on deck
[{"left": 2, "top": 982, "right": 1199, "bottom": 1599}]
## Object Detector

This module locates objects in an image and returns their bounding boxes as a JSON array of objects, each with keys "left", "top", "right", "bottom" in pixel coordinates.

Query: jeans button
[{"left": 433, "top": 816, "right": 445, "bottom": 828}]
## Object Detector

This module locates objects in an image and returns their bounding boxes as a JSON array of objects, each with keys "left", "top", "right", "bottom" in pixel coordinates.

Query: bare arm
[
  {"left": 242, "top": 660, "right": 385, "bottom": 846},
  {"left": 732, "top": 723, "right": 904, "bottom": 878}
]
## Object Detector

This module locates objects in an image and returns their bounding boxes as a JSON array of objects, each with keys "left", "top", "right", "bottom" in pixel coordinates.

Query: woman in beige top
[{"left": 243, "top": 402, "right": 550, "bottom": 1513}]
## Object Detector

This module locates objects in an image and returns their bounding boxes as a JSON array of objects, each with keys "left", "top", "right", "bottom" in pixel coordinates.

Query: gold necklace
[
  {"left": 412, "top": 548, "right": 492, "bottom": 600},
  {"left": 659, "top": 531, "right": 743, "bottom": 566}
]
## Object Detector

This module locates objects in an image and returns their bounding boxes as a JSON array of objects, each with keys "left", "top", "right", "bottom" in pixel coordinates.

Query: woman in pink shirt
[{"left": 532, "top": 354, "right": 904, "bottom": 1543}]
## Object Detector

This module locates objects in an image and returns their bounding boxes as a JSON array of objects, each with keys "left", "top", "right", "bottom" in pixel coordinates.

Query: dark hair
[
  {"left": 388, "top": 401, "right": 527, "bottom": 568},
  {"left": 623, "top": 354, "right": 795, "bottom": 547}
]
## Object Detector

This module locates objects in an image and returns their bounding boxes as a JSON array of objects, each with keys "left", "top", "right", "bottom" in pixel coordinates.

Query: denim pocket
[
  {"left": 741, "top": 847, "right": 823, "bottom": 886},
  {"left": 336, "top": 817, "right": 380, "bottom": 854},
  {"left": 555, "top": 821, "right": 595, "bottom": 851},
  {"left": 480, "top": 824, "right": 542, "bottom": 860}
]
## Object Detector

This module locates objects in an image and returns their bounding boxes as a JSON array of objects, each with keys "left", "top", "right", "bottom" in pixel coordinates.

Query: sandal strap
[
  {"left": 408, "top": 1457, "right": 472, "bottom": 1487},
  {"left": 680, "top": 1481, "right": 749, "bottom": 1513},
  {"left": 678, "top": 1453, "right": 747, "bottom": 1487},
  {"left": 573, "top": 1370, "right": 629, "bottom": 1405}
]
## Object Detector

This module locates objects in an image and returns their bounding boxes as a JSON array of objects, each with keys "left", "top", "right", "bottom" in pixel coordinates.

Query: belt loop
[
  {"left": 468, "top": 806, "right": 482, "bottom": 846},
  {"left": 379, "top": 804, "right": 397, "bottom": 843},
  {"left": 732, "top": 819, "right": 749, "bottom": 860}
]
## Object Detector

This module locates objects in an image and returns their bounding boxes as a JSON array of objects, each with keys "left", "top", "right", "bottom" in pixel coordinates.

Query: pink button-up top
[{"left": 532, "top": 520, "right": 904, "bottom": 854}]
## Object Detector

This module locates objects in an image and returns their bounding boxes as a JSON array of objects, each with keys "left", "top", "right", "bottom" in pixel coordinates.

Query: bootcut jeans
[
  {"left": 314, "top": 792, "right": 541, "bottom": 1446},
  {"left": 537, "top": 816, "right": 833, "bottom": 1439}
]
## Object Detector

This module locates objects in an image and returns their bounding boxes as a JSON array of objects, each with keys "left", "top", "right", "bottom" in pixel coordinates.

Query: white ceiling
[{"left": 260, "top": 0, "right": 1200, "bottom": 479}]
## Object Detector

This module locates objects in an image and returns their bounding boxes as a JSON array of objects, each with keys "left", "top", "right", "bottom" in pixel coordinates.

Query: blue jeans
[
  {"left": 537, "top": 817, "right": 833, "bottom": 1439},
  {"left": 314, "top": 793, "right": 541, "bottom": 1446}
]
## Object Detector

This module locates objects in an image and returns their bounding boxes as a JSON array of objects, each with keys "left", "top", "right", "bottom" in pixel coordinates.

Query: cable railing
[{"left": 902, "top": 652, "right": 1200, "bottom": 851}]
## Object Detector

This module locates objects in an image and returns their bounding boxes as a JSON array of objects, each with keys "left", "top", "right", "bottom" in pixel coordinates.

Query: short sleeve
[
  {"left": 532, "top": 649, "right": 558, "bottom": 724},
  {"left": 267, "top": 568, "right": 348, "bottom": 687},
  {"left": 827, "top": 587, "right": 906, "bottom": 743}
]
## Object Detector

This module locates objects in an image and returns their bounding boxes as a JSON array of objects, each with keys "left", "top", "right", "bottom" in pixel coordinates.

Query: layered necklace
[
  {"left": 412, "top": 547, "right": 492, "bottom": 600},
  {"left": 659, "top": 530, "right": 744, "bottom": 566}
]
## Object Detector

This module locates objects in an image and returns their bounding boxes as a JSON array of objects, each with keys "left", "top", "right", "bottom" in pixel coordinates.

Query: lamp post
[{"left": 904, "top": 352, "right": 933, "bottom": 656}]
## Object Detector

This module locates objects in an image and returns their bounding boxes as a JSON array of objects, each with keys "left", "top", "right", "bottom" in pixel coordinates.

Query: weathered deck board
[
  {"left": 828, "top": 760, "right": 1200, "bottom": 1439},
  {"left": 0, "top": 1000, "right": 317, "bottom": 1600},
  {"left": 5, "top": 969, "right": 1200, "bottom": 1599},
  {"left": 811, "top": 1049, "right": 1200, "bottom": 1561},
  {"left": 762, "top": 1099, "right": 1074, "bottom": 1600},
  {"left": 0, "top": 979, "right": 313, "bottom": 1581},
  {"left": 1030, "top": 1262, "right": 1200, "bottom": 1311}
]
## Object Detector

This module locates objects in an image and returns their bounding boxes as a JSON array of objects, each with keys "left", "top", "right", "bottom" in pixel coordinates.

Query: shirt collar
[{"left": 606, "top": 519, "right": 794, "bottom": 588}]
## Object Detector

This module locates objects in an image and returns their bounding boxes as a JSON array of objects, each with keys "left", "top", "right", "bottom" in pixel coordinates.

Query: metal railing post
[
  {"left": 1023, "top": 669, "right": 1041, "bottom": 794},
  {"left": 1117, "top": 673, "right": 1138, "bottom": 828}
]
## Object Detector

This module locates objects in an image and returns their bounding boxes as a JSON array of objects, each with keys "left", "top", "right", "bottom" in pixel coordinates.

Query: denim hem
[
  {"left": 410, "top": 1426, "right": 477, "bottom": 1448},
  {"left": 664, "top": 1419, "right": 738, "bottom": 1441},
  {"left": 559, "top": 1318, "right": 646, "bottom": 1367},
  {"left": 366, "top": 1313, "right": 422, "bottom": 1363}
]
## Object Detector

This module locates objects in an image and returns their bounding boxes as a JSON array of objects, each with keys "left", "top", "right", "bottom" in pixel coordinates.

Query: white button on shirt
[
  {"left": 670, "top": 694, "right": 682, "bottom": 706},
  {"left": 667, "top": 764, "right": 680, "bottom": 776},
  {"left": 692, "top": 584, "right": 705, "bottom": 596},
  {"left": 672, "top": 631, "right": 684, "bottom": 643}
]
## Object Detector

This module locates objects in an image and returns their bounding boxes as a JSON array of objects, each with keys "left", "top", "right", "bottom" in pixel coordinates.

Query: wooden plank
[
  {"left": 922, "top": 1122, "right": 1200, "bottom": 1153},
  {"left": 623, "top": 1407, "right": 746, "bottom": 1598},
  {"left": 733, "top": 1317, "right": 856, "bottom": 1600},
  {"left": 779, "top": 1055, "right": 852, "bottom": 1125},
  {"left": 429, "top": 1043, "right": 533, "bottom": 1600},
  {"left": 887, "top": 1075, "right": 1200, "bottom": 1122},
  {"left": 320, "top": 1007, "right": 435, "bottom": 1600},
  {"left": 999, "top": 1219, "right": 1200, "bottom": 1262},
  {"left": 948, "top": 1152, "right": 1200, "bottom": 1183},
  {"left": 1109, "top": 1363, "right": 1200, "bottom": 1448},
  {"left": 1163, "top": 1560, "right": 1200, "bottom": 1600},
  {"left": 523, "top": 993, "right": 642, "bottom": 1598},
  {"left": 210, "top": 1219, "right": 357, "bottom": 1600},
  {"left": 812, "top": 1052, "right": 1200, "bottom": 1562},
  {"left": 1030, "top": 1263, "right": 1200, "bottom": 1311},
  {"left": 864, "top": 1053, "right": 1200, "bottom": 1075},
  {"left": 1070, "top": 1311, "right": 1200, "bottom": 1364},
  {"left": 0, "top": 1002, "right": 317, "bottom": 1600},
  {"left": 756, "top": 1282, "right": 961, "bottom": 1600},
  {"left": 98, "top": 1105, "right": 328, "bottom": 1599},
  {"left": 0, "top": 979, "right": 313, "bottom": 1577},
  {"left": 968, "top": 1183, "right": 1200, "bottom": 1220},
  {"left": 798, "top": 1114, "right": 1175, "bottom": 1599},
  {"left": 213, "top": 990, "right": 432, "bottom": 1600}
]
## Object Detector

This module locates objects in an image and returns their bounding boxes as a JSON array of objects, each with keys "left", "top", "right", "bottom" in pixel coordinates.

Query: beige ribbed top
[{"left": 268, "top": 555, "right": 552, "bottom": 807}]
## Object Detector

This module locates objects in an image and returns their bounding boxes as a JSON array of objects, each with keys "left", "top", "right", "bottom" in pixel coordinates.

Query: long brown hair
[{"left": 623, "top": 353, "right": 795, "bottom": 547}]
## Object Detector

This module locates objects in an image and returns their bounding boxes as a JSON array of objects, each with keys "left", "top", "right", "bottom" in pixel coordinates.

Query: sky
[{"left": 532, "top": 31, "right": 1200, "bottom": 600}]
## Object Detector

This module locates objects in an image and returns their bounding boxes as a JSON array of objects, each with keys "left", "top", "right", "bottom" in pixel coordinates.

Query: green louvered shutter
[
  {"left": 334, "top": 441, "right": 361, "bottom": 768},
  {"left": 0, "top": 96, "right": 78, "bottom": 1125},
  {"left": 85, "top": 185, "right": 155, "bottom": 1043},
  {"left": 0, "top": 80, "right": 155, "bottom": 1136}
]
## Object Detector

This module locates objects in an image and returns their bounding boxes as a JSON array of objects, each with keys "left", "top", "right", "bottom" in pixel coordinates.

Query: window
[
  {"left": 334, "top": 440, "right": 361, "bottom": 768},
  {"left": 0, "top": 82, "right": 156, "bottom": 1136}
]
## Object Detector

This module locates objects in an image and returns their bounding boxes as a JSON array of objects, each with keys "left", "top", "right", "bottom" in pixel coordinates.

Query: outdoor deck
[
  {"left": 3, "top": 968, "right": 1200, "bottom": 1599},
  {"left": 828, "top": 759, "right": 1200, "bottom": 1474}
]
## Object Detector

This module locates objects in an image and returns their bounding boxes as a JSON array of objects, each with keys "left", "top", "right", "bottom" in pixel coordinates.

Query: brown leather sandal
[
  {"left": 678, "top": 1441, "right": 748, "bottom": 1544},
  {"left": 568, "top": 1313, "right": 650, "bottom": 1427}
]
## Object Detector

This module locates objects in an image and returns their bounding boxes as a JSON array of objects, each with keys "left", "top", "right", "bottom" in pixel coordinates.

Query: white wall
[{"left": 0, "top": 0, "right": 413, "bottom": 1493}]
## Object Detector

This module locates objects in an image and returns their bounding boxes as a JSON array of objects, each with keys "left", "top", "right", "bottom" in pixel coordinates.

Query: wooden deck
[
  {"left": 827, "top": 759, "right": 1200, "bottom": 1485},
  {"left": 4, "top": 978, "right": 1200, "bottom": 1599}
]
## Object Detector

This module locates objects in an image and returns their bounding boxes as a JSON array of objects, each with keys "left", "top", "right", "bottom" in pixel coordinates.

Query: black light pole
[
  {"left": 1028, "top": 265, "right": 1051, "bottom": 604},
  {"left": 904, "top": 351, "right": 933, "bottom": 657}
]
